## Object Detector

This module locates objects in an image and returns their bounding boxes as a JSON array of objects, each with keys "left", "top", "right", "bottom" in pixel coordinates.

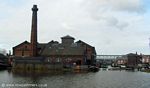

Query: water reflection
[{"left": 0, "top": 70, "right": 150, "bottom": 88}]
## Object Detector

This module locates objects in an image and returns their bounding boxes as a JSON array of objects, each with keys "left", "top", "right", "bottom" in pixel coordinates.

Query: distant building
[
  {"left": 12, "top": 5, "right": 96, "bottom": 66},
  {"left": 0, "top": 53, "right": 8, "bottom": 65},
  {"left": 142, "top": 55, "right": 150, "bottom": 64},
  {"left": 116, "top": 59, "right": 127, "bottom": 65},
  {"left": 115, "top": 56, "right": 127, "bottom": 65},
  {"left": 126, "top": 53, "right": 142, "bottom": 68}
]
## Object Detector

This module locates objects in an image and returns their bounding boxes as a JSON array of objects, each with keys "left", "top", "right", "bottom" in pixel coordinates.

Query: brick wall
[{"left": 13, "top": 43, "right": 31, "bottom": 57}]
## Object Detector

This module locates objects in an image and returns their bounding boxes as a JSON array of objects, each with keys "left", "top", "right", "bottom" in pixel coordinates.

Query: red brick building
[
  {"left": 13, "top": 5, "right": 38, "bottom": 57},
  {"left": 126, "top": 53, "right": 142, "bottom": 68},
  {"left": 13, "top": 41, "right": 31, "bottom": 57},
  {"left": 13, "top": 5, "right": 96, "bottom": 65}
]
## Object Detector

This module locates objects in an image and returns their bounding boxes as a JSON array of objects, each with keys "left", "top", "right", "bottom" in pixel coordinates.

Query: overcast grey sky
[{"left": 0, "top": 0, "right": 150, "bottom": 55}]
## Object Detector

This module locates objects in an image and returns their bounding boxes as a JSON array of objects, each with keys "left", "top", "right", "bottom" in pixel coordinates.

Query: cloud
[
  {"left": 103, "top": 16, "right": 129, "bottom": 30},
  {"left": 110, "top": 0, "right": 145, "bottom": 13},
  {"left": 0, "top": 0, "right": 149, "bottom": 55},
  {"left": 91, "top": 0, "right": 145, "bottom": 13}
]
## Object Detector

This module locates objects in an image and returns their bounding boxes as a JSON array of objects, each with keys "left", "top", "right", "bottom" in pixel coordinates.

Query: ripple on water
[{"left": 0, "top": 70, "right": 150, "bottom": 88}]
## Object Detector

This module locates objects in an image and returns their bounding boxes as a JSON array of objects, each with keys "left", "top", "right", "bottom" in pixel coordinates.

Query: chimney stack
[{"left": 30, "top": 5, "right": 38, "bottom": 57}]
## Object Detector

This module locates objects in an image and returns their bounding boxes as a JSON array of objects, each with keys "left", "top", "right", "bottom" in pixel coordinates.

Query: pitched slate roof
[
  {"left": 61, "top": 35, "right": 75, "bottom": 39},
  {"left": 13, "top": 41, "right": 30, "bottom": 48},
  {"left": 76, "top": 40, "right": 96, "bottom": 55},
  {"left": 76, "top": 40, "right": 93, "bottom": 47},
  {"left": 13, "top": 35, "right": 96, "bottom": 57},
  {"left": 41, "top": 43, "right": 84, "bottom": 56}
]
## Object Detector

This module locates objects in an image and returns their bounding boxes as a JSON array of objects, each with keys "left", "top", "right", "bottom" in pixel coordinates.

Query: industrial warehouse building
[{"left": 12, "top": 5, "right": 96, "bottom": 67}]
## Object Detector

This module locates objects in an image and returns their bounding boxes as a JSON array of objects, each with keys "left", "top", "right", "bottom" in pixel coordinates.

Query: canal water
[{"left": 0, "top": 70, "right": 150, "bottom": 88}]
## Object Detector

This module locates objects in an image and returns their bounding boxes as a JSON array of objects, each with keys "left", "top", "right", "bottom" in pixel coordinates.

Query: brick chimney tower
[{"left": 30, "top": 5, "right": 38, "bottom": 57}]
